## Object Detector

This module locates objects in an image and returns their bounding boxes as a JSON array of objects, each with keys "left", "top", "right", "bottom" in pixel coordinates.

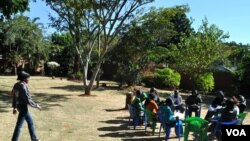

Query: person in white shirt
[{"left": 169, "top": 90, "right": 184, "bottom": 113}]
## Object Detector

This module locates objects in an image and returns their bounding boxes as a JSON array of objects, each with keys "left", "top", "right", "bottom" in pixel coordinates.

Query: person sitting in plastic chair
[
  {"left": 159, "top": 98, "right": 184, "bottom": 138},
  {"left": 204, "top": 90, "right": 226, "bottom": 122},
  {"left": 169, "top": 89, "right": 185, "bottom": 113},
  {"left": 148, "top": 87, "right": 161, "bottom": 105},
  {"left": 214, "top": 99, "right": 238, "bottom": 141},
  {"left": 185, "top": 90, "right": 202, "bottom": 117},
  {"left": 145, "top": 94, "right": 159, "bottom": 134},
  {"left": 132, "top": 90, "right": 145, "bottom": 125},
  {"left": 234, "top": 94, "right": 247, "bottom": 113}
]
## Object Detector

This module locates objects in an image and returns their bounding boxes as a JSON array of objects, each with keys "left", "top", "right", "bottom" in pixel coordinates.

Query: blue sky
[{"left": 25, "top": 0, "right": 250, "bottom": 44}]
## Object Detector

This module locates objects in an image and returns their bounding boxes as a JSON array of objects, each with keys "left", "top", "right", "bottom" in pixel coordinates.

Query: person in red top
[{"left": 146, "top": 94, "right": 159, "bottom": 116}]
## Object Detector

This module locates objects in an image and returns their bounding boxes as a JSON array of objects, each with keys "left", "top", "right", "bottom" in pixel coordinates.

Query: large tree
[
  {"left": 0, "top": 0, "right": 33, "bottom": 20},
  {"left": 171, "top": 19, "right": 232, "bottom": 82},
  {"left": 107, "top": 6, "right": 193, "bottom": 86},
  {"left": 0, "top": 15, "right": 47, "bottom": 74},
  {"left": 45, "top": 0, "right": 154, "bottom": 95},
  {"left": 49, "top": 32, "right": 74, "bottom": 76}
]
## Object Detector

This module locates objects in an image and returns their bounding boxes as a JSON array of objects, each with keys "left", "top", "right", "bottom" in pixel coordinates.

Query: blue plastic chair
[
  {"left": 128, "top": 104, "right": 142, "bottom": 129},
  {"left": 158, "top": 111, "right": 182, "bottom": 141},
  {"left": 213, "top": 120, "right": 239, "bottom": 136}
]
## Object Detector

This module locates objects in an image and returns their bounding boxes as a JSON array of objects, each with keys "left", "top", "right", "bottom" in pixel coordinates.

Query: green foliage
[
  {"left": 232, "top": 44, "right": 250, "bottom": 94},
  {"left": 142, "top": 74, "right": 155, "bottom": 87},
  {"left": 0, "top": 15, "right": 47, "bottom": 73},
  {"left": 67, "top": 71, "right": 83, "bottom": 80},
  {"left": 195, "top": 73, "right": 214, "bottom": 93},
  {"left": 49, "top": 33, "right": 74, "bottom": 76},
  {"left": 113, "top": 62, "right": 142, "bottom": 87},
  {"left": 75, "top": 71, "right": 83, "bottom": 80},
  {"left": 108, "top": 6, "right": 192, "bottom": 87},
  {"left": 0, "top": 0, "right": 31, "bottom": 20},
  {"left": 171, "top": 19, "right": 231, "bottom": 79},
  {"left": 154, "top": 68, "right": 181, "bottom": 88}
]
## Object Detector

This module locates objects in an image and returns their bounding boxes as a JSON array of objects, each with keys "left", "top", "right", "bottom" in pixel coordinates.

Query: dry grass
[{"left": 0, "top": 76, "right": 249, "bottom": 141}]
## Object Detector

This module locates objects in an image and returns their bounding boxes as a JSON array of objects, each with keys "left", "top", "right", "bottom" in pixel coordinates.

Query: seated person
[
  {"left": 216, "top": 99, "right": 238, "bottom": 141},
  {"left": 230, "top": 95, "right": 240, "bottom": 115},
  {"left": 219, "top": 99, "right": 238, "bottom": 122},
  {"left": 169, "top": 89, "right": 185, "bottom": 113},
  {"left": 185, "top": 90, "right": 202, "bottom": 117},
  {"left": 205, "top": 90, "right": 225, "bottom": 121},
  {"left": 149, "top": 87, "right": 161, "bottom": 104},
  {"left": 132, "top": 90, "right": 145, "bottom": 123},
  {"left": 136, "top": 90, "right": 148, "bottom": 103},
  {"left": 234, "top": 94, "right": 247, "bottom": 113},
  {"left": 145, "top": 94, "right": 159, "bottom": 118},
  {"left": 159, "top": 98, "right": 183, "bottom": 137}
]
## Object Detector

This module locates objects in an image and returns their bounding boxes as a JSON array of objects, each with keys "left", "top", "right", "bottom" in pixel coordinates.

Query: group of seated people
[{"left": 131, "top": 87, "right": 247, "bottom": 139}]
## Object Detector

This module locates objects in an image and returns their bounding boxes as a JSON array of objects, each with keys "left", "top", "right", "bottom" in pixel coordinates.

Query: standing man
[{"left": 11, "top": 71, "right": 41, "bottom": 141}]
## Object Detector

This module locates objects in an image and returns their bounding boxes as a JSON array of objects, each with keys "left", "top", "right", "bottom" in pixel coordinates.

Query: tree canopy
[{"left": 0, "top": 0, "right": 33, "bottom": 20}]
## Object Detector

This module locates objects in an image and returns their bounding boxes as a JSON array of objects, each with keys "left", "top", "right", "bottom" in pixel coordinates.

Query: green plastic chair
[
  {"left": 144, "top": 109, "right": 157, "bottom": 135},
  {"left": 238, "top": 112, "right": 248, "bottom": 125},
  {"left": 184, "top": 117, "right": 209, "bottom": 141}
]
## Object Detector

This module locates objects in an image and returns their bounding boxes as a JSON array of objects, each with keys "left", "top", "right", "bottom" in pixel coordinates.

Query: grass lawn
[{"left": 0, "top": 76, "right": 249, "bottom": 141}]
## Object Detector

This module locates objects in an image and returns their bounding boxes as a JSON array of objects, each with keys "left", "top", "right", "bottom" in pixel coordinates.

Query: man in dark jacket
[
  {"left": 11, "top": 71, "right": 41, "bottom": 141},
  {"left": 185, "top": 90, "right": 202, "bottom": 117}
]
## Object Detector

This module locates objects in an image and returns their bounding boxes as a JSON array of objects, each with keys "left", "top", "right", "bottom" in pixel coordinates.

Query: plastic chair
[
  {"left": 158, "top": 111, "right": 182, "bottom": 141},
  {"left": 184, "top": 117, "right": 208, "bottom": 141},
  {"left": 128, "top": 104, "right": 142, "bottom": 129},
  {"left": 144, "top": 109, "right": 157, "bottom": 135},
  {"left": 213, "top": 120, "right": 239, "bottom": 136},
  {"left": 237, "top": 112, "right": 248, "bottom": 125}
]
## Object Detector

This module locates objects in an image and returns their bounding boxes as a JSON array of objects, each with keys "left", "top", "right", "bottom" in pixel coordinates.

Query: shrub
[
  {"left": 195, "top": 73, "right": 214, "bottom": 93},
  {"left": 67, "top": 72, "right": 83, "bottom": 80},
  {"left": 142, "top": 74, "right": 155, "bottom": 87},
  {"left": 114, "top": 67, "right": 142, "bottom": 87},
  {"left": 74, "top": 71, "right": 83, "bottom": 80},
  {"left": 154, "top": 68, "right": 181, "bottom": 88}
]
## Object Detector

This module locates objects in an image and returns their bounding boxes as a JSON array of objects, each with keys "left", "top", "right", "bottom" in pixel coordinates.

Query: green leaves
[
  {"left": 172, "top": 19, "right": 231, "bottom": 77},
  {"left": 0, "top": 0, "right": 30, "bottom": 20}
]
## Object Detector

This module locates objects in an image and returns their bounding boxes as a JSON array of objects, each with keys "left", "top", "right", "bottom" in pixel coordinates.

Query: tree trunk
[
  {"left": 73, "top": 54, "right": 80, "bottom": 74},
  {"left": 85, "top": 86, "right": 91, "bottom": 95},
  {"left": 96, "top": 69, "right": 103, "bottom": 88},
  {"left": 84, "top": 60, "right": 102, "bottom": 95},
  {"left": 125, "top": 92, "right": 134, "bottom": 109}
]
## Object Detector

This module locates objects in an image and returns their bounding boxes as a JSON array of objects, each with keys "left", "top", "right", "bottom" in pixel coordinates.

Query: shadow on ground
[
  {"left": 33, "top": 93, "right": 70, "bottom": 111},
  {"left": 0, "top": 91, "right": 70, "bottom": 113},
  {"left": 50, "top": 85, "right": 84, "bottom": 92},
  {"left": 51, "top": 83, "right": 122, "bottom": 92},
  {"left": 98, "top": 115, "right": 167, "bottom": 140}
]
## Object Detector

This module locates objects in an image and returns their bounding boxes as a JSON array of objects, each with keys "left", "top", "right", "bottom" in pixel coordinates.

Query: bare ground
[{"left": 0, "top": 76, "right": 249, "bottom": 141}]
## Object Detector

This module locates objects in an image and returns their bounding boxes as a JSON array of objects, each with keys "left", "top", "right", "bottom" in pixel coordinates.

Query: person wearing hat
[
  {"left": 11, "top": 71, "right": 41, "bottom": 141},
  {"left": 204, "top": 90, "right": 225, "bottom": 121}
]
